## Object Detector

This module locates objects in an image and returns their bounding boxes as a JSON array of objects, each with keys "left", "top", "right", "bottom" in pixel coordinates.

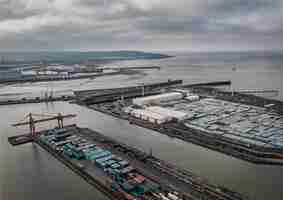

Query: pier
[
  {"left": 8, "top": 124, "right": 248, "bottom": 200},
  {"left": 234, "top": 89, "right": 279, "bottom": 94},
  {"left": 102, "top": 66, "right": 161, "bottom": 70},
  {"left": 183, "top": 80, "right": 231, "bottom": 87},
  {"left": 0, "top": 95, "right": 74, "bottom": 106},
  {"left": 75, "top": 79, "right": 183, "bottom": 105}
]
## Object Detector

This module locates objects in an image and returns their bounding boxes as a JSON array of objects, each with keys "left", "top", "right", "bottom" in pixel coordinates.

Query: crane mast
[{"left": 12, "top": 113, "right": 76, "bottom": 137}]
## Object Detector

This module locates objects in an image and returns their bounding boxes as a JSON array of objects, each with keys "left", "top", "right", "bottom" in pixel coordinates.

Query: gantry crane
[{"left": 12, "top": 113, "right": 77, "bottom": 137}]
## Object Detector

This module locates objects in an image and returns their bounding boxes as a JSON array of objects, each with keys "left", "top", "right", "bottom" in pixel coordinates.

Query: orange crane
[{"left": 12, "top": 113, "right": 77, "bottom": 137}]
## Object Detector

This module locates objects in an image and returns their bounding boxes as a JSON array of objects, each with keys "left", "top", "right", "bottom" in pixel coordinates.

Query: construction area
[
  {"left": 75, "top": 80, "right": 283, "bottom": 165},
  {"left": 8, "top": 112, "right": 247, "bottom": 200}
]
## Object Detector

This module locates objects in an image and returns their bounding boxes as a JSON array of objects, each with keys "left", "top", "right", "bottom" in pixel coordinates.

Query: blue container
[
  {"left": 121, "top": 182, "right": 135, "bottom": 192},
  {"left": 96, "top": 160, "right": 108, "bottom": 169},
  {"left": 111, "top": 163, "right": 120, "bottom": 169},
  {"left": 105, "top": 159, "right": 116, "bottom": 166},
  {"left": 95, "top": 155, "right": 114, "bottom": 163},
  {"left": 90, "top": 151, "right": 111, "bottom": 160},
  {"left": 85, "top": 148, "right": 101, "bottom": 154}
]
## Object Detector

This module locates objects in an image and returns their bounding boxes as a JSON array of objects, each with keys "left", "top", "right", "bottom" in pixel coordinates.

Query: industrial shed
[
  {"left": 130, "top": 109, "right": 172, "bottom": 124},
  {"left": 132, "top": 92, "right": 183, "bottom": 106},
  {"left": 146, "top": 106, "right": 189, "bottom": 121}
]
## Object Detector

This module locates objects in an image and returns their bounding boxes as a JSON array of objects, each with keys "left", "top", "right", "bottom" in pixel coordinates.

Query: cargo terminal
[
  {"left": 75, "top": 80, "right": 283, "bottom": 165},
  {"left": 7, "top": 80, "right": 252, "bottom": 200},
  {"left": 9, "top": 123, "right": 247, "bottom": 200}
]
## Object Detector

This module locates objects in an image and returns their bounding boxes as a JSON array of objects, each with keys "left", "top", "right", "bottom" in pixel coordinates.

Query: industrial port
[
  {"left": 74, "top": 80, "right": 283, "bottom": 165},
  {"left": 6, "top": 79, "right": 283, "bottom": 200},
  {"left": 0, "top": 61, "right": 160, "bottom": 85},
  {"left": 8, "top": 112, "right": 247, "bottom": 200}
]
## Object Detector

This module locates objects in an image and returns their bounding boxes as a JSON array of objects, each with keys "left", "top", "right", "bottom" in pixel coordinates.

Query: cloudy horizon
[{"left": 0, "top": 0, "right": 283, "bottom": 52}]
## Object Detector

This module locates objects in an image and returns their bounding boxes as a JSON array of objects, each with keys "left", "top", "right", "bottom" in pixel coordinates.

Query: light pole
[
  {"left": 231, "top": 66, "right": 237, "bottom": 96},
  {"left": 138, "top": 83, "right": 145, "bottom": 96}
]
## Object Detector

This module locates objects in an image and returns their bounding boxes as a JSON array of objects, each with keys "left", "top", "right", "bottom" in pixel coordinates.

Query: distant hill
[{"left": 0, "top": 51, "right": 172, "bottom": 66}]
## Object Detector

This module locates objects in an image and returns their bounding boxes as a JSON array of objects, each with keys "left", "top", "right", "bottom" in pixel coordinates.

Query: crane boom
[{"left": 12, "top": 114, "right": 76, "bottom": 127}]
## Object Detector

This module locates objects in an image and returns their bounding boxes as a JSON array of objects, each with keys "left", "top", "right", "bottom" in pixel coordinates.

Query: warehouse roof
[
  {"left": 131, "top": 109, "right": 170, "bottom": 120},
  {"left": 146, "top": 106, "right": 188, "bottom": 120},
  {"left": 134, "top": 92, "right": 182, "bottom": 101}
]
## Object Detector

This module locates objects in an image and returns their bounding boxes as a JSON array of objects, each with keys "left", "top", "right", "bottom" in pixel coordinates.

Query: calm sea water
[
  {"left": 0, "top": 51, "right": 283, "bottom": 200},
  {"left": 0, "top": 51, "right": 282, "bottom": 100}
]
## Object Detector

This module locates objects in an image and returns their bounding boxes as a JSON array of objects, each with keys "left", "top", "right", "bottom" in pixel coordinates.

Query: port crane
[{"left": 12, "top": 113, "right": 76, "bottom": 137}]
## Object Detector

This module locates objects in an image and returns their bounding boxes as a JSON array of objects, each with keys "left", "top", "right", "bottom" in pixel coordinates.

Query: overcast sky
[{"left": 0, "top": 0, "right": 282, "bottom": 52}]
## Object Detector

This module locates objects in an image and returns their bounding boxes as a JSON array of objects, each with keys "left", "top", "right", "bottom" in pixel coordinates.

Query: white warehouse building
[
  {"left": 130, "top": 109, "right": 172, "bottom": 124},
  {"left": 146, "top": 106, "right": 189, "bottom": 121},
  {"left": 133, "top": 92, "right": 184, "bottom": 107}
]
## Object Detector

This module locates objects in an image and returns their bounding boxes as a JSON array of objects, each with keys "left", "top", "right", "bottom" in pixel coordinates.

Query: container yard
[
  {"left": 8, "top": 124, "right": 247, "bottom": 200},
  {"left": 75, "top": 81, "right": 283, "bottom": 165}
]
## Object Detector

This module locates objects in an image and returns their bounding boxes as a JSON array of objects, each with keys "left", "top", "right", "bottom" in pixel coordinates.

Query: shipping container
[
  {"left": 119, "top": 160, "right": 129, "bottom": 168},
  {"left": 115, "top": 156, "right": 123, "bottom": 161},
  {"left": 111, "top": 163, "right": 121, "bottom": 169},
  {"left": 88, "top": 148, "right": 103, "bottom": 155},
  {"left": 76, "top": 144, "right": 95, "bottom": 151},
  {"left": 96, "top": 160, "right": 108, "bottom": 169},
  {"left": 53, "top": 128, "right": 68, "bottom": 135},
  {"left": 72, "top": 150, "right": 84, "bottom": 159},
  {"left": 105, "top": 159, "right": 117, "bottom": 166},
  {"left": 76, "top": 142, "right": 90, "bottom": 147},
  {"left": 53, "top": 139, "right": 72, "bottom": 147},
  {"left": 121, "top": 182, "right": 135, "bottom": 192},
  {"left": 121, "top": 166, "right": 135, "bottom": 174},
  {"left": 65, "top": 135, "right": 78, "bottom": 140},
  {"left": 95, "top": 155, "right": 115, "bottom": 163},
  {"left": 89, "top": 151, "right": 111, "bottom": 160},
  {"left": 85, "top": 150, "right": 103, "bottom": 160}
]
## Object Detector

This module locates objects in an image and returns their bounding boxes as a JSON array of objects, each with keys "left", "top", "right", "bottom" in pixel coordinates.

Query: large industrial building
[
  {"left": 130, "top": 109, "right": 172, "bottom": 124},
  {"left": 133, "top": 92, "right": 184, "bottom": 107},
  {"left": 130, "top": 92, "right": 190, "bottom": 124},
  {"left": 146, "top": 106, "right": 189, "bottom": 121}
]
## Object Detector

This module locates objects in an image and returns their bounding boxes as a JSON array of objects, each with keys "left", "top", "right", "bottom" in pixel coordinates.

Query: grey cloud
[
  {"left": 210, "top": 0, "right": 274, "bottom": 15},
  {"left": 0, "top": 0, "right": 40, "bottom": 20},
  {"left": 0, "top": 0, "right": 282, "bottom": 51}
]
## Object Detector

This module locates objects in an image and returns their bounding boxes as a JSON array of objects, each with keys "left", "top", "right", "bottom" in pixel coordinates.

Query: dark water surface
[
  {"left": 1, "top": 102, "right": 283, "bottom": 200},
  {"left": 1, "top": 51, "right": 283, "bottom": 200}
]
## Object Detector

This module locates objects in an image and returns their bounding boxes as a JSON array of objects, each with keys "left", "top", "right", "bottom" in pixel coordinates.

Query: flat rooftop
[{"left": 162, "top": 94, "right": 283, "bottom": 149}]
